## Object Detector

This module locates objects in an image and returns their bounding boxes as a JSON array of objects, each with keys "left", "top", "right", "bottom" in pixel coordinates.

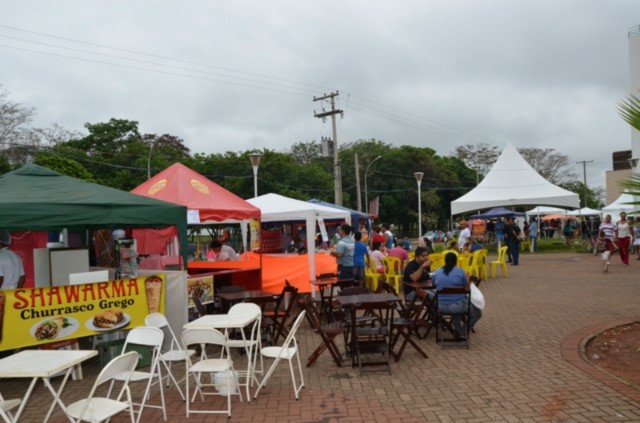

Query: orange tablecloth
[{"left": 187, "top": 252, "right": 337, "bottom": 293}]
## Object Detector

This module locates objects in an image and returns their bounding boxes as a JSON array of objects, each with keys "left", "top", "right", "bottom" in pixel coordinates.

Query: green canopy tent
[{"left": 0, "top": 164, "right": 189, "bottom": 264}]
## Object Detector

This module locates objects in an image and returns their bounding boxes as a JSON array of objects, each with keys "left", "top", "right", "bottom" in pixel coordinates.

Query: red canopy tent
[{"left": 131, "top": 162, "right": 260, "bottom": 223}]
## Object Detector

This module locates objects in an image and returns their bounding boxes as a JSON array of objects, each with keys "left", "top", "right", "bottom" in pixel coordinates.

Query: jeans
[{"left": 438, "top": 298, "right": 481, "bottom": 336}]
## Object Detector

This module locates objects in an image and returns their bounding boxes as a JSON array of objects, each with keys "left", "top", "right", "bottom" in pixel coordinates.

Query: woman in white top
[{"left": 616, "top": 212, "right": 632, "bottom": 265}]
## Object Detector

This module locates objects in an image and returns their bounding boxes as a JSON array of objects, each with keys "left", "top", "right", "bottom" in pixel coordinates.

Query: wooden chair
[
  {"left": 192, "top": 291, "right": 208, "bottom": 318},
  {"left": 350, "top": 300, "right": 394, "bottom": 374},
  {"left": 434, "top": 286, "right": 471, "bottom": 348},
  {"left": 364, "top": 256, "right": 383, "bottom": 292},
  {"left": 263, "top": 283, "right": 299, "bottom": 344},
  {"left": 382, "top": 256, "right": 402, "bottom": 294},
  {"left": 389, "top": 288, "right": 430, "bottom": 361},
  {"left": 490, "top": 246, "right": 509, "bottom": 278},
  {"left": 301, "top": 298, "right": 345, "bottom": 368}
]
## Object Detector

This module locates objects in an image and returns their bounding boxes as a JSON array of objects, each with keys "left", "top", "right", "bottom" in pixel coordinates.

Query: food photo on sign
[{"left": 0, "top": 274, "right": 166, "bottom": 351}]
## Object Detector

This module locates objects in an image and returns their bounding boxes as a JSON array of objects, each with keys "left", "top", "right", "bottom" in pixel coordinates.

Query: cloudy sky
[{"left": 2, "top": 1, "right": 639, "bottom": 192}]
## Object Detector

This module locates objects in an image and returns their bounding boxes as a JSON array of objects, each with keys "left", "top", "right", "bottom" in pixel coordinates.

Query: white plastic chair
[
  {"left": 65, "top": 351, "right": 139, "bottom": 423},
  {"left": 182, "top": 328, "right": 242, "bottom": 418},
  {"left": 108, "top": 326, "right": 166, "bottom": 423},
  {"left": 254, "top": 310, "right": 306, "bottom": 400},
  {"left": 227, "top": 302, "right": 264, "bottom": 401},
  {"left": 0, "top": 393, "right": 21, "bottom": 423},
  {"left": 145, "top": 312, "right": 196, "bottom": 400}
]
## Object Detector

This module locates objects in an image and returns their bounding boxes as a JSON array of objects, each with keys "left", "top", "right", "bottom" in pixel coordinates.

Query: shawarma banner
[{"left": 0, "top": 274, "right": 165, "bottom": 351}]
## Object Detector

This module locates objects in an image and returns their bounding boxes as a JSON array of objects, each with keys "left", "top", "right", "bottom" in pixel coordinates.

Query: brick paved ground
[{"left": 2, "top": 252, "right": 639, "bottom": 422}]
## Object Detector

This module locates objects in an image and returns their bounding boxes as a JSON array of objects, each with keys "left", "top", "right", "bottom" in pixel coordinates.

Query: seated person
[
  {"left": 209, "top": 240, "right": 240, "bottom": 261},
  {"left": 469, "top": 238, "right": 484, "bottom": 252},
  {"left": 402, "top": 246, "right": 433, "bottom": 300},
  {"left": 370, "top": 241, "right": 386, "bottom": 273},
  {"left": 432, "top": 252, "right": 481, "bottom": 339}
]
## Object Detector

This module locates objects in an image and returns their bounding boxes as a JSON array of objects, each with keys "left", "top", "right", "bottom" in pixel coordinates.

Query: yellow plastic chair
[
  {"left": 477, "top": 249, "right": 488, "bottom": 280},
  {"left": 382, "top": 256, "right": 402, "bottom": 294},
  {"left": 520, "top": 239, "right": 530, "bottom": 252},
  {"left": 428, "top": 253, "right": 444, "bottom": 271},
  {"left": 490, "top": 246, "right": 509, "bottom": 278},
  {"left": 458, "top": 252, "right": 473, "bottom": 275},
  {"left": 407, "top": 251, "right": 415, "bottom": 260},
  {"left": 364, "top": 255, "right": 383, "bottom": 292}
]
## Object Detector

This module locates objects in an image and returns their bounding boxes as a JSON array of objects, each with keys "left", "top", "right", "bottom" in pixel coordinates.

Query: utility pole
[
  {"left": 355, "top": 153, "right": 362, "bottom": 211},
  {"left": 314, "top": 91, "right": 343, "bottom": 205},
  {"left": 576, "top": 160, "right": 593, "bottom": 208}
]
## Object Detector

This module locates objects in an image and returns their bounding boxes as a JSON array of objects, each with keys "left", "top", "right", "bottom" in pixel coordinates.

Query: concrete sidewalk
[{"left": 3, "top": 252, "right": 639, "bottom": 422}]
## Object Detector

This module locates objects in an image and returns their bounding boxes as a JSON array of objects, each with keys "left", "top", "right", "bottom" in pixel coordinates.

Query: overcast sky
[{"left": 2, "top": 1, "right": 639, "bottom": 193}]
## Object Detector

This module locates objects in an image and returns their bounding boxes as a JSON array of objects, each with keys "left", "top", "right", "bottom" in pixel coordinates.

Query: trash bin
[
  {"left": 98, "top": 339, "right": 152, "bottom": 369},
  {"left": 213, "top": 370, "right": 239, "bottom": 395}
]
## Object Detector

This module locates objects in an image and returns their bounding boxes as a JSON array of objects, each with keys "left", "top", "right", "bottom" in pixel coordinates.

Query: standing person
[
  {"left": 633, "top": 217, "right": 640, "bottom": 260},
  {"left": 387, "top": 243, "right": 410, "bottom": 269},
  {"left": 599, "top": 215, "right": 617, "bottom": 244},
  {"left": 616, "top": 212, "right": 632, "bottom": 265},
  {"left": 510, "top": 225, "right": 522, "bottom": 265},
  {"left": 0, "top": 229, "right": 25, "bottom": 289},
  {"left": 597, "top": 230, "right": 615, "bottom": 272},
  {"left": 381, "top": 224, "right": 394, "bottom": 249},
  {"left": 485, "top": 219, "right": 496, "bottom": 244},
  {"left": 352, "top": 231, "right": 368, "bottom": 285},
  {"left": 503, "top": 217, "right": 514, "bottom": 263},
  {"left": 528, "top": 217, "right": 539, "bottom": 253},
  {"left": 457, "top": 221, "right": 471, "bottom": 252},
  {"left": 330, "top": 224, "right": 355, "bottom": 280},
  {"left": 402, "top": 246, "right": 432, "bottom": 301},
  {"left": 432, "top": 252, "right": 481, "bottom": 340},
  {"left": 495, "top": 218, "right": 505, "bottom": 249}
]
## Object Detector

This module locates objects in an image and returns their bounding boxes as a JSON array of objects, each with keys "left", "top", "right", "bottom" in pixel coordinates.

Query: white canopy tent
[
  {"left": 247, "top": 193, "right": 350, "bottom": 283},
  {"left": 567, "top": 207, "right": 602, "bottom": 216},
  {"left": 602, "top": 191, "right": 636, "bottom": 219},
  {"left": 525, "top": 206, "right": 568, "bottom": 216},
  {"left": 451, "top": 142, "right": 580, "bottom": 216}
]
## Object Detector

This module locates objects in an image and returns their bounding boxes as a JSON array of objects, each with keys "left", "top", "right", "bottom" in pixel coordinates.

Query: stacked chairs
[{"left": 302, "top": 298, "right": 345, "bottom": 367}]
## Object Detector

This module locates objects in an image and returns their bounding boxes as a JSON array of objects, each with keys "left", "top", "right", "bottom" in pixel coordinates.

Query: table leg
[
  {"left": 9, "top": 377, "right": 38, "bottom": 422},
  {"left": 43, "top": 368, "right": 75, "bottom": 423}
]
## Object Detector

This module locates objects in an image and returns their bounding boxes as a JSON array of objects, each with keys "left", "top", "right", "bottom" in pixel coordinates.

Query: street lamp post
[
  {"left": 364, "top": 155, "right": 382, "bottom": 214},
  {"left": 147, "top": 140, "right": 159, "bottom": 180},
  {"left": 414, "top": 172, "right": 424, "bottom": 239},
  {"left": 249, "top": 152, "right": 262, "bottom": 198}
]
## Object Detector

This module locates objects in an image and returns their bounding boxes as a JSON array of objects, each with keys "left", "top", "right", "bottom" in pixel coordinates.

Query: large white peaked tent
[
  {"left": 451, "top": 142, "right": 580, "bottom": 215},
  {"left": 602, "top": 190, "right": 636, "bottom": 218}
]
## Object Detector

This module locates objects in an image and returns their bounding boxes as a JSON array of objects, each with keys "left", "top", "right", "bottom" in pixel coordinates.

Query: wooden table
[
  {"left": 311, "top": 277, "right": 340, "bottom": 318},
  {"left": 0, "top": 349, "right": 98, "bottom": 422}
]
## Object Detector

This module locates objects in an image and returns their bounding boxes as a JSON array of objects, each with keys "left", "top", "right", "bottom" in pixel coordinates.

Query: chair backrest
[
  {"left": 382, "top": 256, "right": 402, "bottom": 276},
  {"left": 96, "top": 351, "right": 139, "bottom": 387},
  {"left": 375, "top": 281, "right": 397, "bottom": 296},
  {"left": 428, "top": 253, "right": 444, "bottom": 270},
  {"left": 145, "top": 312, "right": 181, "bottom": 351},
  {"left": 181, "top": 328, "right": 227, "bottom": 349},
  {"left": 497, "top": 246, "right": 508, "bottom": 262},
  {"left": 274, "top": 284, "right": 299, "bottom": 313},
  {"left": 192, "top": 291, "right": 207, "bottom": 317},
  {"left": 366, "top": 254, "right": 379, "bottom": 274},
  {"left": 279, "top": 310, "right": 306, "bottom": 350},
  {"left": 435, "top": 286, "right": 470, "bottom": 310},
  {"left": 123, "top": 326, "right": 164, "bottom": 349}
]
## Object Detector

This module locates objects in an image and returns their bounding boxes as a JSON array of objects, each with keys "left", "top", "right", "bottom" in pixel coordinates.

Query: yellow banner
[
  {"left": 0, "top": 274, "right": 165, "bottom": 351},
  {"left": 187, "top": 275, "right": 214, "bottom": 308}
]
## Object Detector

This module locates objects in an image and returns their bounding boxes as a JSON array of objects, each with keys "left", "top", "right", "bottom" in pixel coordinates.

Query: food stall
[
  {"left": 0, "top": 164, "right": 189, "bottom": 351},
  {"left": 130, "top": 163, "right": 263, "bottom": 296}
]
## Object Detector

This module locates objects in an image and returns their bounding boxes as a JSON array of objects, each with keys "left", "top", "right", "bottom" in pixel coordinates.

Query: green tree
[{"left": 33, "top": 154, "right": 95, "bottom": 181}]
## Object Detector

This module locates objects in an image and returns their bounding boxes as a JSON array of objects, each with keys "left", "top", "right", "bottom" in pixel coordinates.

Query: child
[
  {"left": 597, "top": 230, "right": 615, "bottom": 272},
  {"left": 353, "top": 231, "right": 368, "bottom": 284}
]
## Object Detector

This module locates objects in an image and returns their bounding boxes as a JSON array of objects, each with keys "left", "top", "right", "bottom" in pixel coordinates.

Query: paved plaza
[{"left": 3, "top": 252, "right": 640, "bottom": 422}]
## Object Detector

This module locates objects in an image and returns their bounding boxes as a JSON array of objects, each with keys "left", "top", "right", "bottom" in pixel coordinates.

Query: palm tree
[{"left": 617, "top": 95, "right": 640, "bottom": 205}]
